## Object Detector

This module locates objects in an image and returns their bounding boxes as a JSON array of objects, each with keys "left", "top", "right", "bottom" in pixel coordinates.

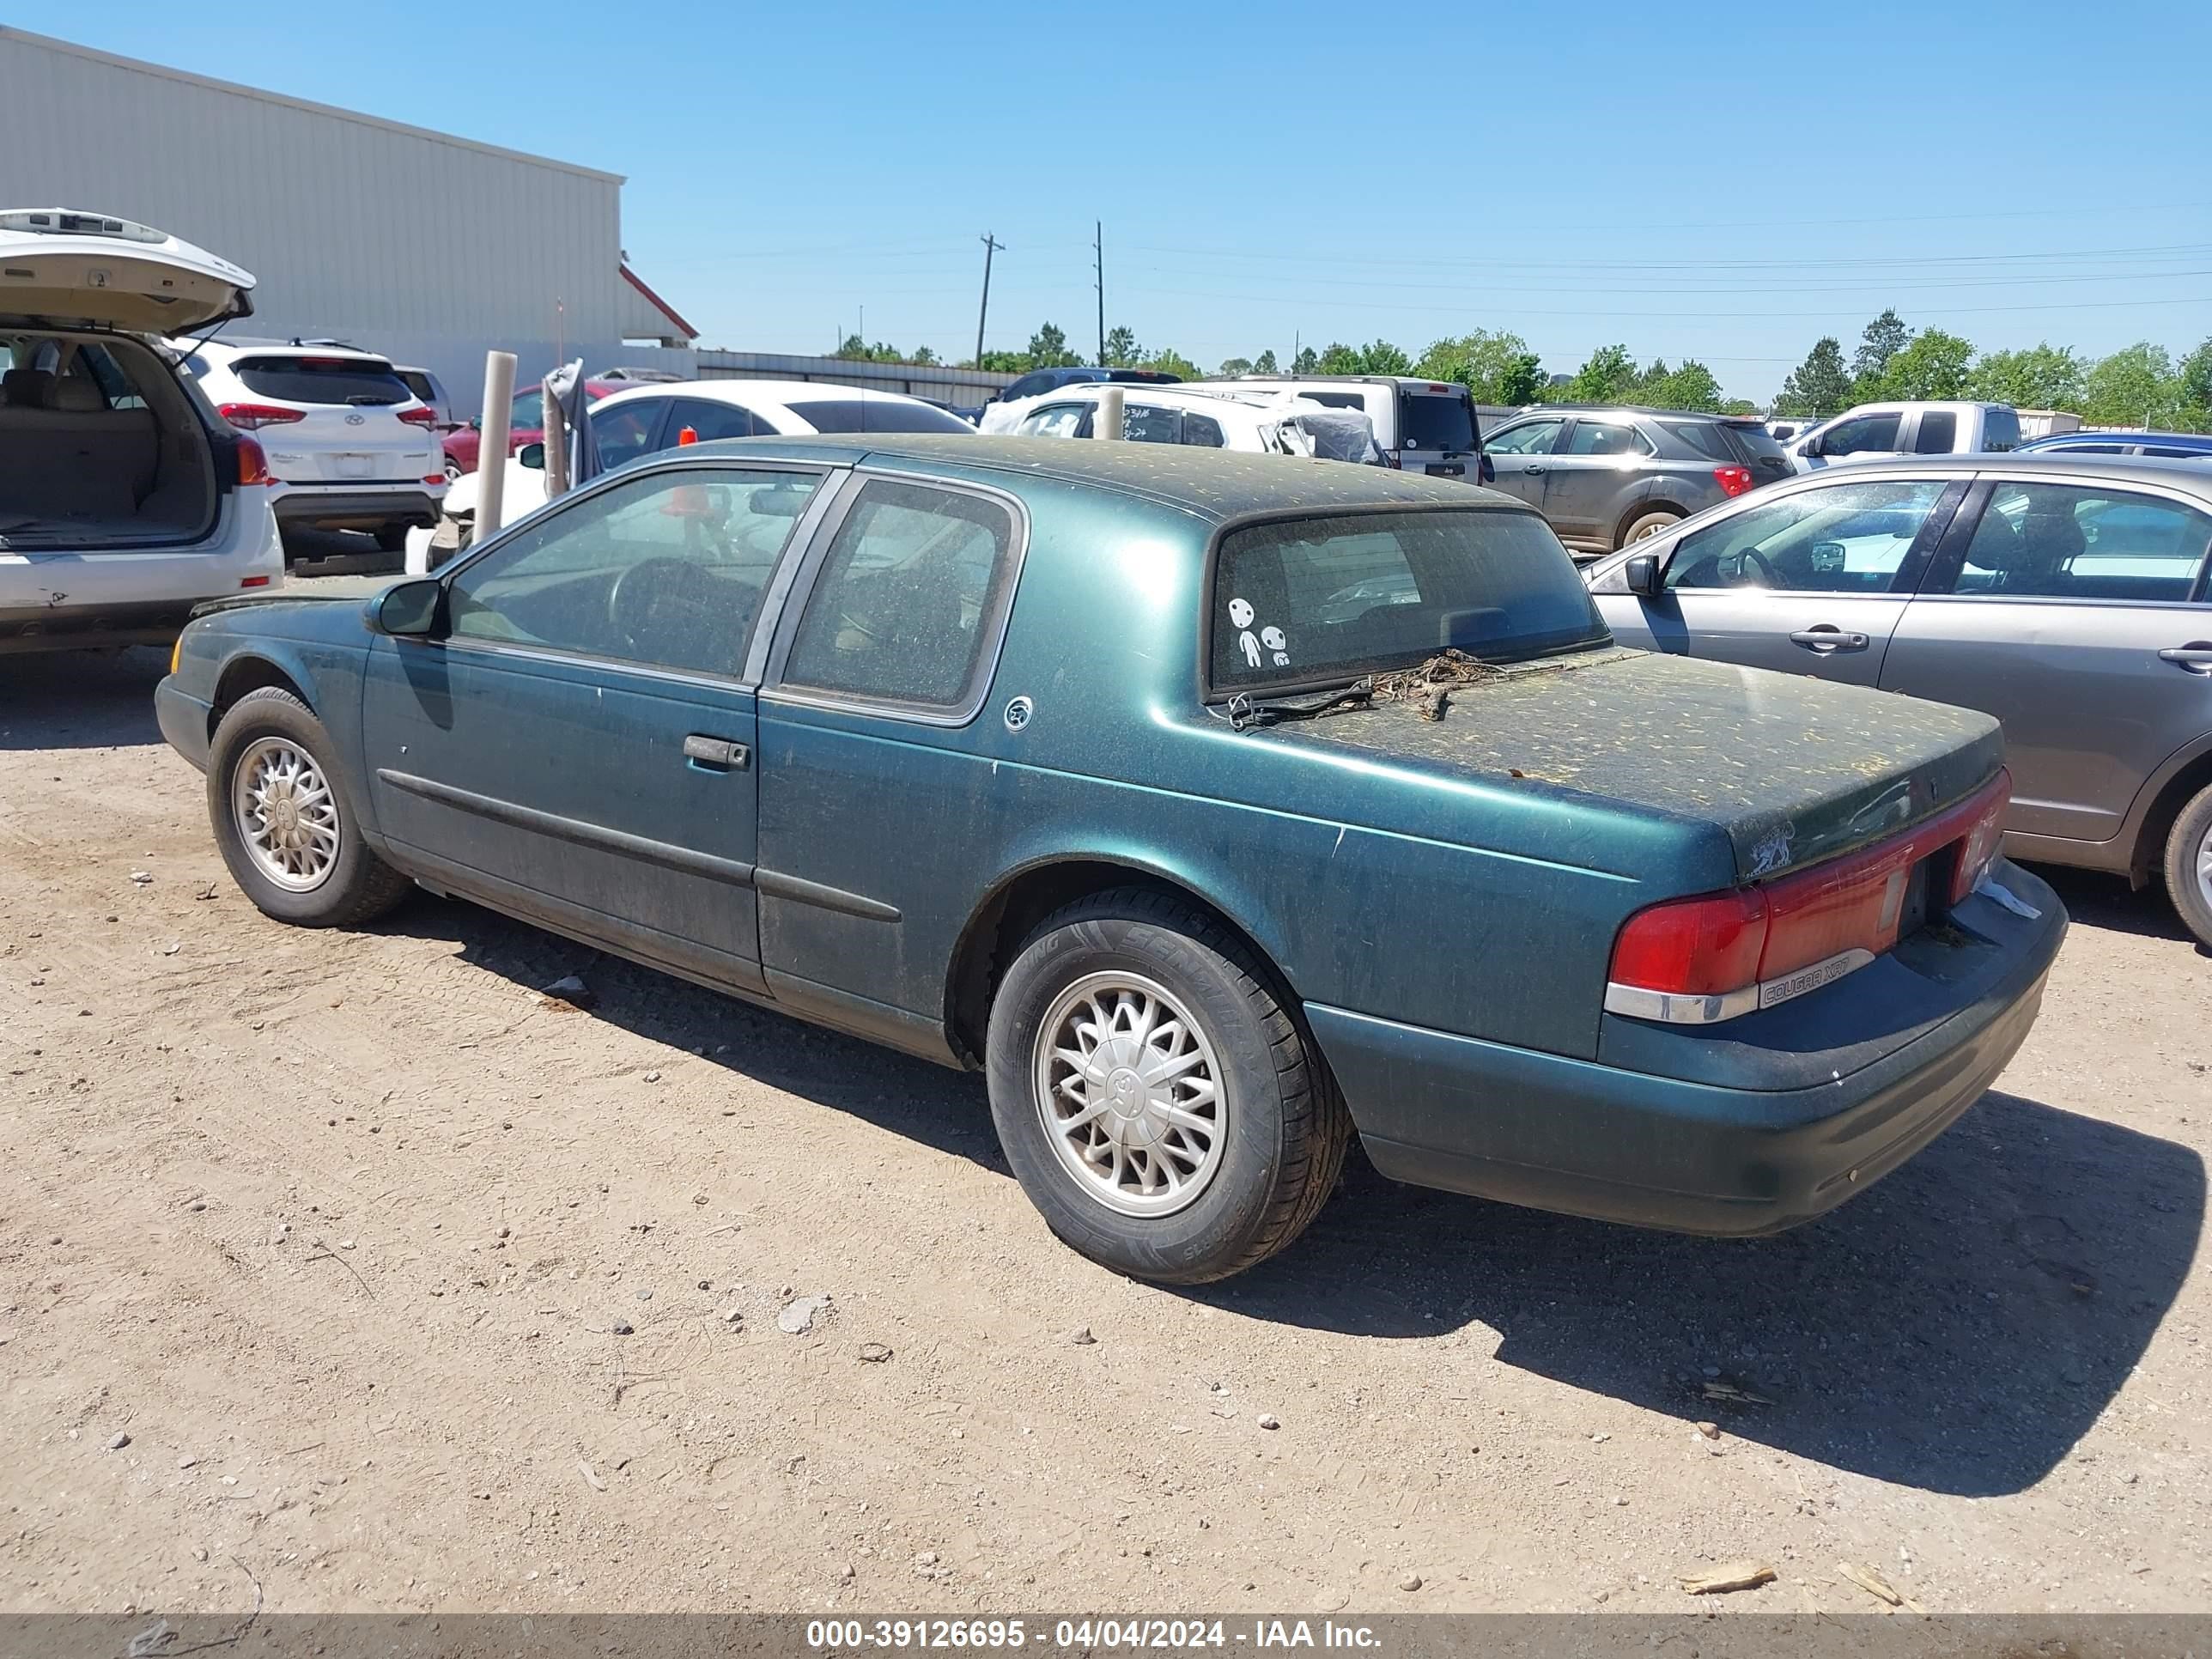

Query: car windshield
[
  {"left": 1211, "top": 508, "right": 1607, "bottom": 692},
  {"left": 234, "top": 356, "right": 409, "bottom": 404},
  {"left": 1397, "top": 390, "right": 1477, "bottom": 453},
  {"left": 785, "top": 398, "right": 975, "bottom": 434}
]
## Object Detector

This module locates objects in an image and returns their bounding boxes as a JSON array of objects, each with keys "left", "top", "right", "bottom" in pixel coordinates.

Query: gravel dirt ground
[{"left": 2, "top": 643, "right": 2207, "bottom": 1620}]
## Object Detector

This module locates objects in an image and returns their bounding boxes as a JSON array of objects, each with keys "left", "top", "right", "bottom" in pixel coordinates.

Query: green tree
[
  {"left": 1102, "top": 325, "right": 1141, "bottom": 368},
  {"left": 1216, "top": 356, "right": 1254, "bottom": 378},
  {"left": 1775, "top": 337, "right": 1853, "bottom": 417},
  {"left": 2174, "top": 337, "right": 2212, "bottom": 431},
  {"left": 1496, "top": 353, "right": 1547, "bottom": 405},
  {"left": 1145, "top": 346, "right": 1203, "bottom": 380},
  {"left": 1413, "top": 330, "right": 1546, "bottom": 404},
  {"left": 1852, "top": 308, "right": 1911, "bottom": 386},
  {"left": 2080, "top": 342, "right": 2176, "bottom": 428},
  {"left": 1355, "top": 339, "right": 1412, "bottom": 375},
  {"left": 1253, "top": 349, "right": 1279, "bottom": 374},
  {"left": 834, "top": 332, "right": 869, "bottom": 361},
  {"left": 1025, "top": 322, "right": 1081, "bottom": 368},
  {"left": 1967, "top": 343, "right": 2083, "bottom": 410},
  {"left": 1644, "top": 360, "right": 1723, "bottom": 410},
  {"left": 1864, "top": 327, "right": 1973, "bottom": 400},
  {"left": 974, "top": 349, "right": 1029, "bottom": 373},
  {"left": 1566, "top": 343, "right": 1635, "bottom": 404},
  {"left": 908, "top": 345, "right": 938, "bottom": 367},
  {"left": 1316, "top": 342, "right": 1362, "bottom": 374},
  {"left": 1717, "top": 398, "right": 1759, "bottom": 416},
  {"left": 1292, "top": 344, "right": 1320, "bottom": 374}
]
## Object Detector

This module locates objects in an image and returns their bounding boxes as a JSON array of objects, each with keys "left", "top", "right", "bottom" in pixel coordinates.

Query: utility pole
[
  {"left": 975, "top": 234, "right": 1003, "bottom": 367},
  {"left": 1094, "top": 221, "right": 1105, "bottom": 367}
]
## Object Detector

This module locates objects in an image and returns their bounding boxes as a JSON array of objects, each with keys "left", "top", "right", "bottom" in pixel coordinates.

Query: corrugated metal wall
[
  {"left": 691, "top": 349, "right": 1018, "bottom": 406},
  {"left": 0, "top": 27, "right": 629, "bottom": 416}
]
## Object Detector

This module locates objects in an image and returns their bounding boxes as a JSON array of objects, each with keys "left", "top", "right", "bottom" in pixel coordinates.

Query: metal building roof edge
[{"left": 0, "top": 26, "right": 627, "bottom": 186}]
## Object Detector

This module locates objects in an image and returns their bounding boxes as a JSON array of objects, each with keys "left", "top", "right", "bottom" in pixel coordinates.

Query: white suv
[
  {"left": 178, "top": 337, "right": 446, "bottom": 552},
  {"left": 0, "top": 209, "right": 283, "bottom": 654}
]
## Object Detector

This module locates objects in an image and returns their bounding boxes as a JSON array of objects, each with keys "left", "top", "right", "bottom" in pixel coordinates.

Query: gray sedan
[{"left": 1583, "top": 455, "right": 2212, "bottom": 945}]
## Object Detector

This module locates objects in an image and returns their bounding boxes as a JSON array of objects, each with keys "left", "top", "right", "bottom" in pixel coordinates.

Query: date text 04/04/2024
[{"left": 804, "top": 1619, "right": 1384, "bottom": 1650}]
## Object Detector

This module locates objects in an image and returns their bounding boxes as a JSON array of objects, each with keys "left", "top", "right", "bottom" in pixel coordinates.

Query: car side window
[
  {"left": 1912, "top": 410, "right": 1958, "bottom": 453},
  {"left": 1666, "top": 479, "right": 1950, "bottom": 594},
  {"left": 508, "top": 388, "right": 544, "bottom": 430},
  {"left": 1121, "top": 403, "right": 1183, "bottom": 444},
  {"left": 1017, "top": 403, "right": 1089, "bottom": 439},
  {"left": 446, "top": 466, "right": 824, "bottom": 676},
  {"left": 665, "top": 397, "right": 765, "bottom": 446},
  {"left": 1484, "top": 419, "right": 1563, "bottom": 456},
  {"left": 591, "top": 399, "right": 665, "bottom": 469},
  {"left": 1564, "top": 420, "right": 1652, "bottom": 457},
  {"left": 781, "top": 478, "right": 1018, "bottom": 710},
  {"left": 1180, "top": 411, "right": 1225, "bottom": 447},
  {"left": 1004, "top": 374, "right": 1052, "bottom": 403},
  {"left": 1818, "top": 412, "right": 1901, "bottom": 456},
  {"left": 1936, "top": 483, "right": 2212, "bottom": 604}
]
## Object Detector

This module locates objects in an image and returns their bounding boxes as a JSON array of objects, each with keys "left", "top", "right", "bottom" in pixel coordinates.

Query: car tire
[
  {"left": 1617, "top": 508, "right": 1682, "bottom": 549},
  {"left": 2163, "top": 780, "right": 2212, "bottom": 949},
  {"left": 445, "top": 458, "right": 464, "bottom": 483},
  {"left": 984, "top": 888, "right": 1350, "bottom": 1284},
  {"left": 374, "top": 523, "right": 410, "bottom": 553},
  {"left": 207, "top": 687, "right": 413, "bottom": 929}
]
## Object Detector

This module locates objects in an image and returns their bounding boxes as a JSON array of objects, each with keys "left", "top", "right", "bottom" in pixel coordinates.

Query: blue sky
[{"left": 23, "top": 1, "right": 2212, "bottom": 399}]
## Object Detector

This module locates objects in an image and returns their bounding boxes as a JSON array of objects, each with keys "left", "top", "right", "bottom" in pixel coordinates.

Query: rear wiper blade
[{"left": 1224, "top": 680, "right": 1375, "bottom": 732}]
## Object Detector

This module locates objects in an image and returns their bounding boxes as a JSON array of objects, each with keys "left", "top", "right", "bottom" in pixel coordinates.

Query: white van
[
  {"left": 1788, "top": 400, "right": 2021, "bottom": 472},
  {"left": 0, "top": 209, "right": 283, "bottom": 653},
  {"left": 1181, "top": 375, "right": 1491, "bottom": 480}
]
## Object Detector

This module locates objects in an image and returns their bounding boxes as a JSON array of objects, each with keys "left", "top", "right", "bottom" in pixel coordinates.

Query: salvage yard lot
[{"left": 3, "top": 644, "right": 2209, "bottom": 1615}]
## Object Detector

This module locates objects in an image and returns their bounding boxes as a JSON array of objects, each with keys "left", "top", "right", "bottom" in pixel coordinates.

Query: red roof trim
[{"left": 618, "top": 262, "right": 697, "bottom": 341}]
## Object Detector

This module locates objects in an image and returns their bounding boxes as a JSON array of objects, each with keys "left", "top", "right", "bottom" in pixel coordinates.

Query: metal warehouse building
[{"left": 0, "top": 26, "right": 695, "bottom": 415}]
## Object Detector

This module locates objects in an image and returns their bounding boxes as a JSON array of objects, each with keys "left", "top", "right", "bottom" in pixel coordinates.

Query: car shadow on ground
[
  {"left": 393, "top": 891, "right": 2203, "bottom": 1502},
  {"left": 0, "top": 647, "right": 168, "bottom": 750},
  {"left": 2028, "top": 860, "right": 2200, "bottom": 950}
]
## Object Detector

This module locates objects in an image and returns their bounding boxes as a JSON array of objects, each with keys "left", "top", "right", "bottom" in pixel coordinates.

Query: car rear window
[
  {"left": 234, "top": 356, "right": 410, "bottom": 405},
  {"left": 1722, "top": 422, "right": 1790, "bottom": 465},
  {"left": 1211, "top": 508, "right": 1607, "bottom": 692},
  {"left": 1981, "top": 405, "right": 2021, "bottom": 451},
  {"left": 784, "top": 398, "right": 976, "bottom": 434},
  {"left": 1397, "top": 389, "right": 1477, "bottom": 453},
  {"left": 1662, "top": 421, "right": 1736, "bottom": 463}
]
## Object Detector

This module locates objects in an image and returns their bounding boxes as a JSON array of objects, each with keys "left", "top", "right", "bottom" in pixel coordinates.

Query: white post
[
  {"left": 1093, "top": 384, "right": 1125, "bottom": 441},
  {"left": 475, "top": 350, "right": 519, "bottom": 540}
]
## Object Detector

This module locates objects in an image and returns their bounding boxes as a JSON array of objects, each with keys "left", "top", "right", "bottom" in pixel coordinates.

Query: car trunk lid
[
  {"left": 1275, "top": 648, "right": 2003, "bottom": 884},
  {"left": 0, "top": 210, "right": 254, "bottom": 333}
]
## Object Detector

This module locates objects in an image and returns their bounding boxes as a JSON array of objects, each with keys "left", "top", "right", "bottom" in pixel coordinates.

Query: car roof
[
  {"left": 185, "top": 336, "right": 395, "bottom": 365},
  {"left": 1736, "top": 452, "right": 2212, "bottom": 490},
  {"left": 1521, "top": 403, "right": 1758, "bottom": 423},
  {"left": 595, "top": 378, "right": 940, "bottom": 413},
  {"left": 663, "top": 433, "right": 1525, "bottom": 521},
  {"left": 2021, "top": 430, "right": 2212, "bottom": 449}
]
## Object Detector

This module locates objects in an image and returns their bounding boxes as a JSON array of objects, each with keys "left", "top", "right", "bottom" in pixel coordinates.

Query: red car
[{"left": 441, "top": 375, "right": 661, "bottom": 477}]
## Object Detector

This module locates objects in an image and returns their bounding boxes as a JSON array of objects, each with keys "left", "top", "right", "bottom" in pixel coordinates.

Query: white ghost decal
[
  {"left": 1228, "top": 597, "right": 1255, "bottom": 629},
  {"left": 1272, "top": 650, "right": 1291, "bottom": 666},
  {"left": 1239, "top": 630, "right": 1262, "bottom": 668},
  {"left": 1260, "top": 625, "right": 1286, "bottom": 651}
]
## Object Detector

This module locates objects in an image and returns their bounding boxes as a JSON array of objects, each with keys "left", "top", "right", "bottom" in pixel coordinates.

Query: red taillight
[
  {"left": 422, "top": 473, "right": 446, "bottom": 484},
  {"left": 219, "top": 403, "right": 304, "bottom": 431},
  {"left": 1610, "top": 887, "right": 1769, "bottom": 1000},
  {"left": 235, "top": 435, "right": 270, "bottom": 486},
  {"left": 1713, "top": 465, "right": 1755, "bottom": 496},
  {"left": 1608, "top": 770, "right": 2012, "bottom": 1024},
  {"left": 239, "top": 574, "right": 271, "bottom": 588},
  {"left": 397, "top": 405, "right": 436, "bottom": 427}
]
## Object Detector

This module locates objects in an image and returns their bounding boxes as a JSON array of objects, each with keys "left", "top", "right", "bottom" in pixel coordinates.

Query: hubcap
[
  {"left": 231, "top": 736, "right": 340, "bottom": 891},
  {"left": 2197, "top": 820, "right": 2212, "bottom": 912},
  {"left": 1033, "top": 971, "right": 1226, "bottom": 1218}
]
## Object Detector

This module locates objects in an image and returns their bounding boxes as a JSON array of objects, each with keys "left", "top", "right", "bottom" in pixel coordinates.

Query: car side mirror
[
  {"left": 1624, "top": 553, "right": 1663, "bottom": 598},
  {"left": 368, "top": 577, "right": 442, "bottom": 637},
  {"left": 468, "top": 416, "right": 482, "bottom": 430},
  {"left": 1799, "top": 435, "right": 1822, "bottom": 458},
  {"left": 518, "top": 441, "right": 545, "bottom": 470},
  {"left": 1478, "top": 453, "right": 1496, "bottom": 484}
]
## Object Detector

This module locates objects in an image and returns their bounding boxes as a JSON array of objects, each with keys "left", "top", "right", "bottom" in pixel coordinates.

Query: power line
[{"left": 1116, "top": 283, "right": 2212, "bottom": 322}]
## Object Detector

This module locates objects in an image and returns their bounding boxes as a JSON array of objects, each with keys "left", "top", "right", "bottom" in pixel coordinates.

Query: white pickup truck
[{"left": 1788, "top": 400, "right": 2021, "bottom": 472}]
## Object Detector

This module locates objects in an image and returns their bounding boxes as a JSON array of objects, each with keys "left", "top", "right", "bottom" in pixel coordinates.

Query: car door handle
[
  {"left": 2158, "top": 643, "right": 2212, "bottom": 673},
  {"left": 1788, "top": 627, "right": 1870, "bottom": 653},
  {"left": 683, "top": 734, "right": 750, "bottom": 769},
  {"left": 1522, "top": 465, "right": 1547, "bottom": 475}
]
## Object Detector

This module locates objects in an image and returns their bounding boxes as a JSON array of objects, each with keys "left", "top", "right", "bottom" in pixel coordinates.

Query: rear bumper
[
  {"left": 1310, "top": 863, "right": 2066, "bottom": 1237},
  {"left": 270, "top": 486, "right": 440, "bottom": 529}
]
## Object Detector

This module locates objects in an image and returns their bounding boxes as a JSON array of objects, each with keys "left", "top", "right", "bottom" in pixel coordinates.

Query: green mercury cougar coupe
[{"left": 155, "top": 436, "right": 2065, "bottom": 1283}]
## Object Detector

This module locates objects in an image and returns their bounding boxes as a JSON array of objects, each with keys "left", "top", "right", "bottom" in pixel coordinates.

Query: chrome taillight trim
[{"left": 1605, "top": 946, "right": 1876, "bottom": 1026}]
